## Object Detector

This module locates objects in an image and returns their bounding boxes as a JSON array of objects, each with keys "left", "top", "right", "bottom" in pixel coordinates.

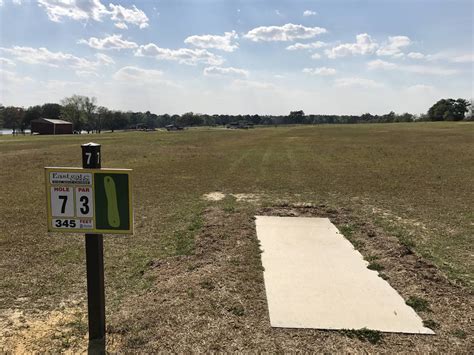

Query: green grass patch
[
  {"left": 406, "top": 296, "right": 431, "bottom": 312},
  {"left": 451, "top": 329, "right": 467, "bottom": 339},
  {"left": 340, "top": 328, "right": 383, "bottom": 344},
  {"left": 367, "top": 261, "right": 385, "bottom": 271},
  {"left": 423, "top": 319, "right": 439, "bottom": 329}
]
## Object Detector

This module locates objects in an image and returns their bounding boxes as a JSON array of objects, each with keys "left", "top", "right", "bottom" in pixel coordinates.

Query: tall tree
[
  {"left": 427, "top": 98, "right": 470, "bottom": 121},
  {"left": 288, "top": 110, "right": 305, "bottom": 124},
  {"left": 0, "top": 105, "right": 4, "bottom": 128},
  {"left": 60, "top": 95, "right": 98, "bottom": 131},
  {"left": 2, "top": 106, "right": 24, "bottom": 131},
  {"left": 83, "top": 96, "right": 97, "bottom": 132},
  {"left": 41, "top": 103, "right": 62, "bottom": 119},
  {"left": 22, "top": 105, "right": 42, "bottom": 130}
]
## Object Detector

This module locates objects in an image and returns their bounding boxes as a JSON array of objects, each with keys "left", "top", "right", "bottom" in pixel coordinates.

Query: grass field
[{"left": 0, "top": 122, "right": 473, "bottom": 351}]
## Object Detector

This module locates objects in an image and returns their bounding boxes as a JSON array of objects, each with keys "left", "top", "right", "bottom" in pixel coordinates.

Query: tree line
[{"left": 0, "top": 95, "right": 471, "bottom": 132}]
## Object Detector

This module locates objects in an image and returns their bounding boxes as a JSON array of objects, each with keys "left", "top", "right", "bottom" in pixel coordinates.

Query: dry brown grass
[{"left": 0, "top": 122, "right": 473, "bottom": 351}]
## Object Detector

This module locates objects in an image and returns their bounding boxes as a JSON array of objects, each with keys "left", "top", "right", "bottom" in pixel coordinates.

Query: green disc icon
[{"left": 104, "top": 176, "right": 120, "bottom": 227}]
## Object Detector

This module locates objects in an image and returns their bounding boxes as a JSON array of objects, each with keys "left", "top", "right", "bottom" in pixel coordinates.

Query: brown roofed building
[{"left": 31, "top": 118, "right": 73, "bottom": 135}]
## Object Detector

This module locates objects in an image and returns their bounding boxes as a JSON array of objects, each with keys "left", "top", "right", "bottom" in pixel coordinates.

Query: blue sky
[{"left": 0, "top": 0, "right": 472, "bottom": 115}]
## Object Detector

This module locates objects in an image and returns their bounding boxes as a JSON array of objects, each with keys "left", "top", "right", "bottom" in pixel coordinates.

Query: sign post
[
  {"left": 82, "top": 143, "right": 105, "bottom": 353},
  {"left": 44, "top": 143, "right": 133, "bottom": 354}
]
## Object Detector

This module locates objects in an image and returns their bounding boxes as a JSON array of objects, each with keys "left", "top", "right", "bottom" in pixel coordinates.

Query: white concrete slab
[{"left": 255, "top": 216, "right": 434, "bottom": 334}]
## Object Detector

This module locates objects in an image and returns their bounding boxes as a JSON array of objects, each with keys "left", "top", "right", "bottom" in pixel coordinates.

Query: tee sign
[{"left": 45, "top": 167, "right": 133, "bottom": 234}]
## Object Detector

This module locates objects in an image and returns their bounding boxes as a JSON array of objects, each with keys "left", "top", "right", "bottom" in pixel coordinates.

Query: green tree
[
  {"left": 0, "top": 105, "right": 4, "bottom": 128},
  {"left": 60, "top": 95, "right": 98, "bottom": 131},
  {"left": 427, "top": 98, "right": 470, "bottom": 121},
  {"left": 22, "top": 105, "right": 42, "bottom": 130},
  {"left": 2, "top": 106, "right": 24, "bottom": 132},
  {"left": 41, "top": 103, "right": 62, "bottom": 119},
  {"left": 83, "top": 96, "right": 97, "bottom": 132},
  {"left": 288, "top": 110, "right": 305, "bottom": 124}
]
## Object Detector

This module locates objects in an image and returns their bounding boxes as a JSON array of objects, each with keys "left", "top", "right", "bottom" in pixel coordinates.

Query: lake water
[{"left": 0, "top": 129, "right": 31, "bottom": 135}]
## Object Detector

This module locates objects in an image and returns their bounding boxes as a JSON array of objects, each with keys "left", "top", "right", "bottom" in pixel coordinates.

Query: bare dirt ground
[
  {"left": 0, "top": 301, "right": 87, "bottom": 353},
  {"left": 107, "top": 204, "right": 473, "bottom": 352}
]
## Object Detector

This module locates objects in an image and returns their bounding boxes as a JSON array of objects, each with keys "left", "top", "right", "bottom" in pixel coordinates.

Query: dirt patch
[
  {"left": 231, "top": 193, "right": 261, "bottom": 203},
  {"left": 202, "top": 192, "right": 226, "bottom": 201},
  {"left": 0, "top": 301, "right": 87, "bottom": 353},
  {"left": 108, "top": 204, "right": 473, "bottom": 352}
]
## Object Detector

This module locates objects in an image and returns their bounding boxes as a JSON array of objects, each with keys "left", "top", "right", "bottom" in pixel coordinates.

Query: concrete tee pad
[{"left": 255, "top": 216, "right": 434, "bottom": 334}]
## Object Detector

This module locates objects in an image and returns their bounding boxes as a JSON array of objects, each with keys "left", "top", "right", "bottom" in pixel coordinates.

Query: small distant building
[
  {"left": 165, "top": 124, "right": 184, "bottom": 131},
  {"left": 31, "top": 118, "right": 73, "bottom": 135},
  {"left": 226, "top": 121, "right": 254, "bottom": 129}
]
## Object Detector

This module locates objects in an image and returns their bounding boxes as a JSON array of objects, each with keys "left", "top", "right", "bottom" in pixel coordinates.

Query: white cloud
[
  {"left": 421, "top": 51, "right": 474, "bottom": 64},
  {"left": 78, "top": 34, "right": 138, "bottom": 50},
  {"left": 376, "top": 36, "right": 411, "bottom": 56},
  {"left": 452, "top": 53, "right": 473, "bottom": 63},
  {"left": 334, "top": 77, "right": 383, "bottom": 88},
  {"left": 325, "top": 33, "right": 378, "bottom": 58},
  {"left": 38, "top": 0, "right": 108, "bottom": 22},
  {"left": 311, "top": 53, "right": 321, "bottom": 59},
  {"left": 232, "top": 79, "right": 276, "bottom": 90},
  {"left": 203, "top": 66, "right": 249, "bottom": 78},
  {"left": 244, "top": 23, "right": 326, "bottom": 42},
  {"left": 407, "top": 52, "right": 425, "bottom": 59},
  {"left": 114, "top": 22, "right": 128, "bottom": 30},
  {"left": 76, "top": 70, "right": 100, "bottom": 78},
  {"left": 367, "top": 59, "right": 397, "bottom": 70},
  {"left": 135, "top": 43, "right": 224, "bottom": 65},
  {"left": 368, "top": 59, "right": 457, "bottom": 75},
  {"left": 113, "top": 66, "right": 163, "bottom": 83},
  {"left": 405, "top": 84, "right": 435, "bottom": 93},
  {"left": 0, "top": 57, "right": 15, "bottom": 66},
  {"left": 0, "top": 69, "right": 33, "bottom": 85},
  {"left": 303, "top": 67, "right": 337, "bottom": 76},
  {"left": 37, "top": 0, "right": 149, "bottom": 28},
  {"left": 184, "top": 31, "right": 239, "bottom": 52},
  {"left": 303, "top": 10, "right": 317, "bottom": 16},
  {"left": 95, "top": 53, "right": 114, "bottom": 66},
  {"left": 0, "top": 46, "right": 113, "bottom": 70},
  {"left": 286, "top": 41, "right": 326, "bottom": 51},
  {"left": 109, "top": 4, "right": 149, "bottom": 29},
  {"left": 275, "top": 9, "right": 283, "bottom": 17}
]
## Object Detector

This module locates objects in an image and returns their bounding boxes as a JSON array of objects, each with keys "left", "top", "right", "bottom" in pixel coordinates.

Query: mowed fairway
[{"left": 1, "top": 122, "right": 473, "bottom": 351}]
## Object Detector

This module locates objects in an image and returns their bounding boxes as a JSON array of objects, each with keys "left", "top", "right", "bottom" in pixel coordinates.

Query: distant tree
[
  {"left": 177, "top": 112, "right": 203, "bottom": 126},
  {"left": 144, "top": 111, "right": 158, "bottom": 129},
  {"left": 61, "top": 95, "right": 85, "bottom": 131},
  {"left": 427, "top": 98, "right": 470, "bottom": 121},
  {"left": 97, "top": 106, "right": 112, "bottom": 132},
  {"left": 2, "top": 106, "right": 24, "bottom": 132},
  {"left": 41, "top": 103, "right": 62, "bottom": 119},
  {"left": 113, "top": 111, "right": 129, "bottom": 130},
  {"left": 83, "top": 96, "right": 97, "bottom": 133},
  {"left": 288, "top": 110, "right": 305, "bottom": 124},
  {"left": 60, "top": 95, "right": 98, "bottom": 131},
  {"left": 0, "top": 105, "right": 4, "bottom": 128},
  {"left": 397, "top": 113, "right": 414, "bottom": 122},
  {"left": 381, "top": 111, "right": 396, "bottom": 123},
  {"left": 360, "top": 113, "right": 373, "bottom": 123},
  {"left": 22, "top": 105, "right": 42, "bottom": 130}
]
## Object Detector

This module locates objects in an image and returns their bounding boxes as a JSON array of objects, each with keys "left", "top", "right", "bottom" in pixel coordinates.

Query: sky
[{"left": 0, "top": 0, "right": 473, "bottom": 115}]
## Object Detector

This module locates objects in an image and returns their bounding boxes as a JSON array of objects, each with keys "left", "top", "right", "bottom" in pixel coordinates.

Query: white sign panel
[
  {"left": 75, "top": 186, "right": 93, "bottom": 218},
  {"left": 50, "top": 186, "right": 75, "bottom": 217}
]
